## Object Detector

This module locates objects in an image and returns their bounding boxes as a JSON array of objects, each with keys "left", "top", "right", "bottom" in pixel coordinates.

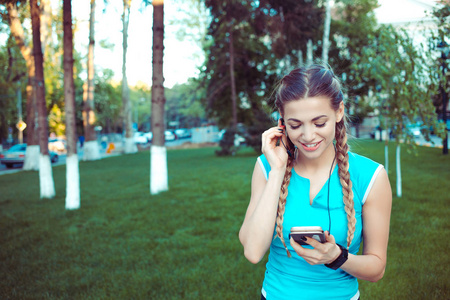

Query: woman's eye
[
  {"left": 315, "top": 123, "right": 326, "bottom": 128},
  {"left": 290, "top": 125, "right": 300, "bottom": 130}
]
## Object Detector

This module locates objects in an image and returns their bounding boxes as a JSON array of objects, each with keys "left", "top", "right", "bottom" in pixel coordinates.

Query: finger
[
  {"left": 303, "top": 236, "right": 325, "bottom": 251},
  {"left": 290, "top": 238, "right": 320, "bottom": 264},
  {"left": 289, "top": 237, "right": 307, "bottom": 254},
  {"left": 262, "top": 128, "right": 284, "bottom": 145},
  {"left": 325, "top": 231, "right": 336, "bottom": 244}
]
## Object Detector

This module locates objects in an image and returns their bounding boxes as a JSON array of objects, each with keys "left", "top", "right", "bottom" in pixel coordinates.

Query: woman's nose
[{"left": 300, "top": 125, "right": 315, "bottom": 141}]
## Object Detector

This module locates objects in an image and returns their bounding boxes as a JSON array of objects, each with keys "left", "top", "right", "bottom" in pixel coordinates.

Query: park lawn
[{"left": 0, "top": 140, "right": 448, "bottom": 299}]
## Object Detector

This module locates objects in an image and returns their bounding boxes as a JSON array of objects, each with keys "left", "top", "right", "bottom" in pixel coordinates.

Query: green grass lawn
[{"left": 0, "top": 140, "right": 449, "bottom": 299}]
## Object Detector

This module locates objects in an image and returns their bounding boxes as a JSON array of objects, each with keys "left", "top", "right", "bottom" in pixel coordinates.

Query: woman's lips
[{"left": 300, "top": 140, "right": 322, "bottom": 151}]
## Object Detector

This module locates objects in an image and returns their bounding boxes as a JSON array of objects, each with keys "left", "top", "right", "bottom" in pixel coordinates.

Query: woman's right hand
[{"left": 261, "top": 119, "right": 290, "bottom": 172}]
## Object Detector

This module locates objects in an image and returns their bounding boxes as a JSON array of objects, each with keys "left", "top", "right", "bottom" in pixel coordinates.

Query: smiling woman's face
[{"left": 283, "top": 96, "right": 344, "bottom": 160}]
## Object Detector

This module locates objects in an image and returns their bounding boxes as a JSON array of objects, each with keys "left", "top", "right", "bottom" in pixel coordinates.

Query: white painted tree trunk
[
  {"left": 396, "top": 144, "right": 402, "bottom": 197},
  {"left": 39, "top": 154, "right": 55, "bottom": 198},
  {"left": 83, "top": 140, "right": 101, "bottom": 160},
  {"left": 65, "top": 154, "right": 80, "bottom": 209},
  {"left": 23, "top": 145, "right": 40, "bottom": 170},
  {"left": 124, "top": 137, "right": 137, "bottom": 154},
  {"left": 322, "top": 0, "right": 331, "bottom": 64},
  {"left": 150, "top": 145, "right": 168, "bottom": 195}
]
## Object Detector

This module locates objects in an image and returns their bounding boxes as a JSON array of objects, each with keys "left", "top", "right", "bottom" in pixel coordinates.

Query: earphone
[
  {"left": 279, "top": 118, "right": 294, "bottom": 158},
  {"left": 327, "top": 146, "right": 337, "bottom": 233},
  {"left": 279, "top": 117, "right": 336, "bottom": 233}
]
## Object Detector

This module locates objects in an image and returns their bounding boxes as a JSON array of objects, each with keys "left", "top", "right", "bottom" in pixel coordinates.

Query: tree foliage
[{"left": 354, "top": 25, "right": 441, "bottom": 144}]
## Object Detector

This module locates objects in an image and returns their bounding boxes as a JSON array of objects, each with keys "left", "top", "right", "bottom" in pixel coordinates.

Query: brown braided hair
[
  {"left": 273, "top": 64, "right": 356, "bottom": 255},
  {"left": 274, "top": 150, "right": 295, "bottom": 257}
]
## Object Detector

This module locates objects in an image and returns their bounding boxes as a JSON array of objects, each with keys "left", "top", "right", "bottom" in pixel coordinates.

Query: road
[
  {"left": 1, "top": 135, "right": 448, "bottom": 175},
  {"left": 0, "top": 137, "right": 194, "bottom": 175}
]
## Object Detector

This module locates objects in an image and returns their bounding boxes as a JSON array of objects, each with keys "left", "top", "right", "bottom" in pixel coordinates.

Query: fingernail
[{"left": 278, "top": 129, "right": 283, "bottom": 132}]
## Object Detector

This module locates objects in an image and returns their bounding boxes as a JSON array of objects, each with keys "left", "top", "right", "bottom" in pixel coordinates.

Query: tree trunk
[
  {"left": 384, "top": 118, "right": 389, "bottom": 174},
  {"left": 229, "top": 28, "right": 237, "bottom": 130},
  {"left": 40, "top": 0, "right": 52, "bottom": 47},
  {"left": 83, "top": 0, "right": 101, "bottom": 160},
  {"left": 6, "top": 3, "right": 39, "bottom": 170},
  {"left": 63, "top": 0, "right": 80, "bottom": 209},
  {"left": 307, "top": 39, "right": 313, "bottom": 65},
  {"left": 150, "top": 0, "right": 168, "bottom": 195},
  {"left": 384, "top": 143, "right": 388, "bottom": 175},
  {"left": 321, "top": 0, "right": 331, "bottom": 64},
  {"left": 30, "top": 0, "right": 55, "bottom": 198},
  {"left": 122, "top": 0, "right": 137, "bottom": 154},
  {"left": 396, "top": 144, "right": 402, "bottom": 197}
]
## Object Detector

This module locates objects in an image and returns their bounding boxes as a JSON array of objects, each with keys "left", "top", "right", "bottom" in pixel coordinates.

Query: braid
[
  {"left": 274, "top": 155, "right": 295, "bottom": 257},
  {"left": 335, "top": 119, "right": 356, "bottom": 249}
]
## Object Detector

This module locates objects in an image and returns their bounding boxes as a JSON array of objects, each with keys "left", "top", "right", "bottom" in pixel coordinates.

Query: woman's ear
[{"left": 336, "top": 101, "right": 345, "bottom": 123}]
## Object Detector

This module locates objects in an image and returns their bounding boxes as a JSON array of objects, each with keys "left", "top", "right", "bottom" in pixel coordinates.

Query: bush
[{"left": 215, "top": 127, "right": 239, "bottom": 156}]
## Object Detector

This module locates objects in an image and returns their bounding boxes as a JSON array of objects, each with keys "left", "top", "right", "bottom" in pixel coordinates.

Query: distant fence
[{"left": 191, "top": 126, "right": 220, "bottom": 143}]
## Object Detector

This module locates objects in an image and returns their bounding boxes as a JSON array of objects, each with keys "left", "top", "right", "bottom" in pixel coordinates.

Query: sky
[{"left": 71, "top": 0, "right": 205, "bottom": 89}]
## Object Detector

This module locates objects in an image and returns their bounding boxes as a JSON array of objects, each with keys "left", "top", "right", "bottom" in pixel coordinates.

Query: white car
[
  {"left": 142, "top": 131, "right": 176, "bottom": 142},
  {"left": 165, "top": 130, "right": 176, "bottom": 141},
  {"left": 133, "top": 132, "right": 149, "bottom": 144}
]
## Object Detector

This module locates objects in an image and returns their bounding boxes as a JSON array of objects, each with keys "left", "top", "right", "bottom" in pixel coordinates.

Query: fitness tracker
[{"left": 325, "top": 244, "right": 348, "bottom": 270}]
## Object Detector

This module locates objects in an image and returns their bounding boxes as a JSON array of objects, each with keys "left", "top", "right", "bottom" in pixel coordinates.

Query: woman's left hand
[{"left": 290, "top": 231, "right": 342, "bottom": 265}]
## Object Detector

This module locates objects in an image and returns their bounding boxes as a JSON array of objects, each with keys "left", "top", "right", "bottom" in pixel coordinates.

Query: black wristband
[{"left": 325, "top": 244, "right": 348, "bottom": 270}]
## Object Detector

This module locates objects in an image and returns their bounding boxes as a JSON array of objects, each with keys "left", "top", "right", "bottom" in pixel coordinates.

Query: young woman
[{"left": 239, "top": 64, "right": 392, "bottom": 300}]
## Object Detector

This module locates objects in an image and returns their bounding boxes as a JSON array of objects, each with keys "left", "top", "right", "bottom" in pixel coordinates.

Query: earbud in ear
[{"left": 279, "top": 118, "right": 294, "bottom": 158}]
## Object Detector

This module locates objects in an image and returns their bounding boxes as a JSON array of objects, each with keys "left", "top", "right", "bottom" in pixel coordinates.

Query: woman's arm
[
  {"left": 239, "top": 125, "right": 289, "bottom": 264},
  {"left": 340, "top": 167, "right": 392, "bottom": 281},
  {"left": 289, "top": 168, "right": 392, "bottom": 282},
  {"left": 238, "top": 162, "right": 284, "bottom": 264}
]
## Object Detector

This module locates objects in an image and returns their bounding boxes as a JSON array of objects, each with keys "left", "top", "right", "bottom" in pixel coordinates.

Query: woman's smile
[{"left": 300, "top": 140, "right": 322, "bottom": 151}]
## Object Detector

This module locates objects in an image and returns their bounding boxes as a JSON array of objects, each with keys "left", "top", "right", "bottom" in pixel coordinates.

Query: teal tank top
[{"left": 257, "top": 152, "right": 383, "bottom": 300}]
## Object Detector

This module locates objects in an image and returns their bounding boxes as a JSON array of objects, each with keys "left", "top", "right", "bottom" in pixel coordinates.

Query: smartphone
[{"left": 289, "top": 226, "right": 326, "bottom": 245}]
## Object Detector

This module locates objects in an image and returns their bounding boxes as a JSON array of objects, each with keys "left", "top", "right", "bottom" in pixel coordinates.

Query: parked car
[
  {"left": 48, "top": 138, "right": 67, "bottom": 153},
  {"left": 0, "top": 144, "right": 58, "bottom": 168},
  {"left": 133, "top": 132, "right": 149, "bottom": 144},
  {"left": 144, "top": 132, "right": 153, "bottom": 142},
  {"left": 165, "top": 130, "right": 177, "bottom": 141},
  {"left": 174, "top": 128, "right": 192, "bottom": 139},
  {"left": 142, "top": 131, "right": 177, "bottom": 142}
]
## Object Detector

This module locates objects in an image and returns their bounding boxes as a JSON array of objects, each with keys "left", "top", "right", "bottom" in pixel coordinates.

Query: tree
[
  {"left": 6, "top": 2, "right": 39, "bottom": 170},
  {"left": 355, "top": 25, "right": 441, "bottom": 197},
  {"left": 122, "top": 0, "right": 137, "bottom": 154},
  {"left": 322, "top": 0, "right": 331, "bottom": 64},
  {"left": 83, "top": 0, "right": 101, "bottom": 160},
  {"left": 150, "top": 0, "right": 168, "bottom": 195},
  {"left": 62, "top": 0, "right": 80, "bottom": 209},
  {"left": 93, "top": 69, "right": 123, "bottom": 133},
  {"left": 165, "top": 79, "right": 206, "bottom": 129},
  {"left": 428, "top": 3, "right": 450, "bottom": 155},
  {"left": 202, "top": 1, "right": 324, "bottom": 155},
  {"left": 30, "top": 0, "right": 55, "bottom": 198},
  {"left": 330, "top": 0, "right": 379, "bottom": 137}
]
